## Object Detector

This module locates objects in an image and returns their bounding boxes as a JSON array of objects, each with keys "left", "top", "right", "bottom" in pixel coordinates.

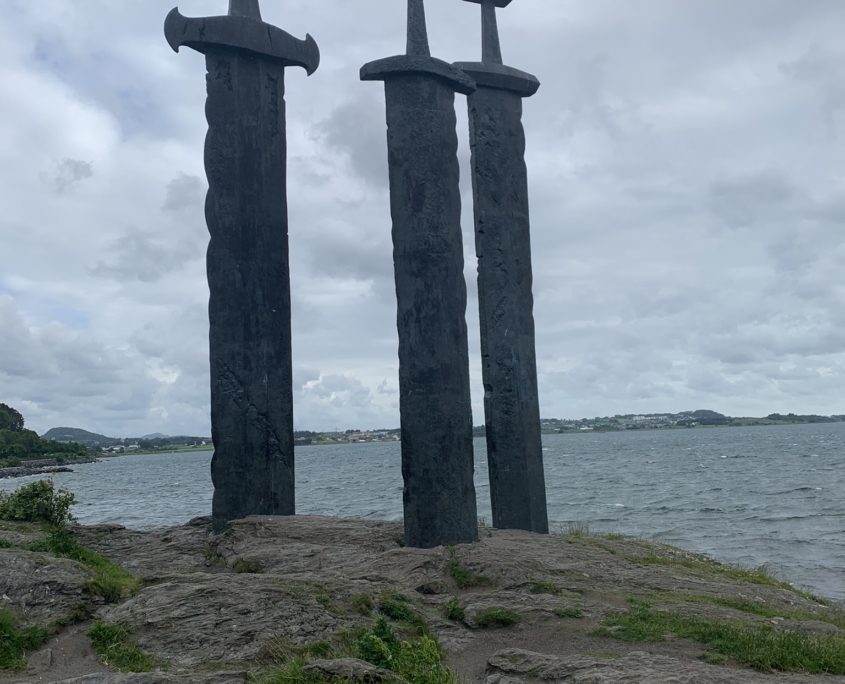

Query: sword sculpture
[
  {"left": 165, "top": 0, "right": 319, "bottom": 532},
  {"left": 361, "top": 0, "right": 480, "bottom": 548},
  {"left": 455, "top": 0, "right": 549, "bottom": 533}
]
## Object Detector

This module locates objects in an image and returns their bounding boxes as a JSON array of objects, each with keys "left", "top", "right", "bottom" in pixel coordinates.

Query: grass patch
[
  {"left": 529, "top": 582, "right": 561, "bottom": 595},
  {"left": 378, "top": 592, "right": 426, "bottom": 631},
  {"left": 351, "top": 594, "right": 373, "bottom": 615},
  {"left": 0, "top": 608, "right": 49, "bottom": 671},
  {"left": 596, "top": 604, "right": 845, "bottom": 674},
  {"left": 0, "top": 538, "right": 13, "bottom": 549},
  {"left": 633, "top": 553, "right": 820, "bottom": 601},
  {"left": 447, "top": 557, "right": 491, "bottom": 590},
  {"left": 475, "top": 608, "right": 521, "bottom": 629},
  {"left": 231, "top": 558, "right": 263, "bottom": 574},
  {"left": 88, "top": 622, "right": 154, "bottom": 672},
  {"left": 29, "top": 530, "right": 140, "bottom": 602},
  {"left": 662, "top": 592, "right": 845, "bottom": 630},
  {"left": 563, "top": 522, "right": 590, "bottom": 539},
  {"left": 313, "top": 586, "right": 333, "bottom": 609},
  {"left": 443, "top": 598, "right": 465, "bottom": 622},
  {"left": 554, "top": 607, "right": 584, "bottom": 619}
]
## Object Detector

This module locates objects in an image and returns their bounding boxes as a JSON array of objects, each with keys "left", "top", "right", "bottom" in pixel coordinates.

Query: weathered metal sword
[
  {"left": 455, "top": 0, "right": 549, "bottom": 534},
  {"left": 361, "top": 0, "right": 480, "bottom": 548},
  {"left": 165, "top": 0, "right": 319, "bottom": 533}
]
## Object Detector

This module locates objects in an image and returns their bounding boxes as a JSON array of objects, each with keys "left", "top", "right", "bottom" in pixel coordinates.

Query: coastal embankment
[
  {"left": 1, "top": 515, "right": 844, "bottom": 682},
  {"left": 0, "top": 457, "right": 100, "bottom": 480}
]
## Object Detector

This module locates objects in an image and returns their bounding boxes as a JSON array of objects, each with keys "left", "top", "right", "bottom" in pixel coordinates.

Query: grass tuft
[
  {"left": 231, "top": 558, "right": 263, "bottom": 574},
  {"left": 378, "top": 592, "right": 426, "bottom": 632},
  {"left": 475, "top": 608, "right": 521, "bottom": 629},
  {"left": 529, "top": 582, "right": 561, "bottom": 595},
  {"left": 447, "top": 557, "right": 491, "bottom": 590},
  {"left": 443, "top": 598, "right": 465, "bottom": 622},
  {"left": 29, "top": 530, "right": 140, "bottom": 602},
  {"left": 554, "top": 607, "right": 584, "bottom": 619},
  {"left": 88, "top": 622, "right": 154, "bottom": 672},
  {"left": 351, "top": 594, "right": 373, "bottom": 615},
  {"left": 0, "top": 608, "right": 49, "bottom": 671}
]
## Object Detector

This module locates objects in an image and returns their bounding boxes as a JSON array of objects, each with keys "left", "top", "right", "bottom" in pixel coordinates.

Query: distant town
[{"left": 42, "top": 409, "right": 845, "bottom": 452}]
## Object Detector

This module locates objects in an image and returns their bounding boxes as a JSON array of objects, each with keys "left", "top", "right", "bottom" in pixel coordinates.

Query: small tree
[{"left": 0, "top": 403, "right": 24, "bottom": 432}]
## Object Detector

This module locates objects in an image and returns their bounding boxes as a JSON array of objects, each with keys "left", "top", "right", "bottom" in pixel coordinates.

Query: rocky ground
[
  {"left": 1, "top": 515, "right": 844, "bottom": 683},
  {"left": 0, "top": 458, "right": 98, "bottom": 480}
]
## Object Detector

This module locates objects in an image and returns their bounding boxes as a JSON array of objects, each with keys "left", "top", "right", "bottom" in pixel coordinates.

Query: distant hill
[
  {"left": 142, "top": 432, "right": 170, "bottom": 440},
  {"left": 41, "top": 427, "right": 121, "bottom": 448}
]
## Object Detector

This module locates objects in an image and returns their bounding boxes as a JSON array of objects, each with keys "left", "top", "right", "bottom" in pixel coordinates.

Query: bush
[{"left": 0, "top": 480, "right": 75, "bottom": 527}]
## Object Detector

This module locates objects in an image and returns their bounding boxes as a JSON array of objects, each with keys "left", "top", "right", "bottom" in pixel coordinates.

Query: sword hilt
[
  {"left": 164, "top": 2, "right": 320, "bottom": 76},
  {"left": 229, "top": 0, "right": 261, "bottom": 20},
  {"left": 462, "top": 0, "right": 512, "bottom": 65}
]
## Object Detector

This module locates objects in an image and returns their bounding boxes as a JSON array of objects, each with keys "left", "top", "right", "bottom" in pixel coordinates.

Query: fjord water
[{"left": 3, "top": 422, "right": 843, "bottom": 601}]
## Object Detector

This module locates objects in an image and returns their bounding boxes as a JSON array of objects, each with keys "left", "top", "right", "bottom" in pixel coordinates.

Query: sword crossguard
[
  {"left": 456, "top": 0, "right": 538, "bottom": 97},
  {"left": 164, "top": 3, "right": 319, "bottom": 76}
]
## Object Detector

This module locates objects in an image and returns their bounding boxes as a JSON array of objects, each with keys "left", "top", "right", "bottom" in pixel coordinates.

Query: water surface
[{"left": 3, "top": 423, "right": 842, "bottom": 601}]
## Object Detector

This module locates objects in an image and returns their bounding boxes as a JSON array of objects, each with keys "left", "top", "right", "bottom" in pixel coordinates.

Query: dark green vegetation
[
  {"left": 88, "top": 623, "right": 154, "bottom": 672},
  {"left": 0, "top": 479, "right": 75, "bottom": 527},
  {"left": 0, "top": 608, "right": 49, "bottom": 671},
  {"left": 596, "top": 601, "right": 845, "bottom": 674},
  {"left": 447, "top": 551, "right": 491, "bottom": 589},
  {"left": 258, "top": 618, "right": 458, "bottom": 684},
  {"left": 378, "top": 592, "right": 426, "bottom": 631},
  {"left": 0, "top": 404, "right": 87, "bottom": 466},
  {"left": 475, "top": 608, "right": 521, "bottom": 628},
  {"left": 554, "top": 607, "right": 584, "bottom": 619},
  {"left": 443, "top": 597, "right": 465, "bottom": 622},
  {"left": 232, "top": 557, "right": 264, "bottom": 574},
  {"left": 351, "top": 594, "right": 373, "bottom": 615}
]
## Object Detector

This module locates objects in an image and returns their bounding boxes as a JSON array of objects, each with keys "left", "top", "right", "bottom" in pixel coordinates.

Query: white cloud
[{"left": 1, "top": 0, "right": 844, "bottom": 436}]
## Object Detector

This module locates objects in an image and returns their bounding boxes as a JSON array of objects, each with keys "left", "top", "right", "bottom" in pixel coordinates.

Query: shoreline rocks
[{"left": 1, "top": 515, "right": 843, "bottom": 683}]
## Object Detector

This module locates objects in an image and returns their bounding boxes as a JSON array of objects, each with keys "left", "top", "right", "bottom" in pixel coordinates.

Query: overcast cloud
[{"left": 1, "top": 0, "right": 843, "bottom": 436}]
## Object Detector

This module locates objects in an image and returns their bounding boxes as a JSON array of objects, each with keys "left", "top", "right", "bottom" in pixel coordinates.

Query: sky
[{"left": 1, "top": 0, "right": 844, "bottom": 437}]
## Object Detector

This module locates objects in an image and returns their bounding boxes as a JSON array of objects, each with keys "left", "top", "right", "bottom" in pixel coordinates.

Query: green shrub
[
  {"left": 0, "top": 480, "right": 75, "bottom": 528},
  {"left": 475, "top": 608, "right": 521, "bottom": 628},
  {"left": 88, "top": 622, "right": 154, "bottom": 672},
  {"left": 529, "top": 582, "right": 561, "bottom": 595},
  {"left": 443, "top": 598, "right": 465, "bottom": 622},
  {"left": 356, "top": 619, "right": 458, "bottom": 684},
  {"left": 0, "top": 608, "right": 49, "bottom": 671}
]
